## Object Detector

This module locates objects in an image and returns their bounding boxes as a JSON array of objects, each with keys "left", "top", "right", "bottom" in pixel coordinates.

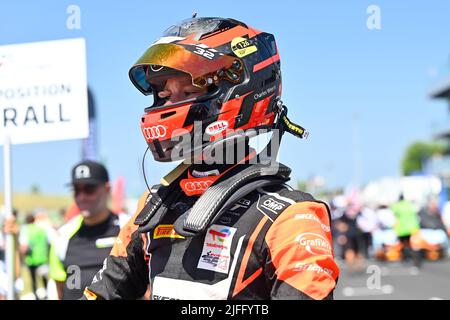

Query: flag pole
[{"left": 3, "top": 134, "right": 16, "bottom": 300}]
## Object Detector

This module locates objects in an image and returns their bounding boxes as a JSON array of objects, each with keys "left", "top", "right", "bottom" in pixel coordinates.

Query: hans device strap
[
  {"left": 134, "top": 162, "right": 292, "bottom": 236},
  {"left": 174, "top": 163, "right": 291, "bottom": 236}
]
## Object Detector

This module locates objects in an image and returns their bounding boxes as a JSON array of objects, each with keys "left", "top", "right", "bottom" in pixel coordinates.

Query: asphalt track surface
[{"left": 334, "top": 257, "right": 450, "bottom": 300}]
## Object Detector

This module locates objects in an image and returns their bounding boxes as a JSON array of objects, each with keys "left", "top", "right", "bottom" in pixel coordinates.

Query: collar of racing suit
[
  {"left": 135, "top": 156, "right": 292, "bottom": 238},
  {"left": 179, "top": 149, "right": 258, "bottom": 196},
  {"left": 173, "top": 161, "right": 291, "bottom": 236}
]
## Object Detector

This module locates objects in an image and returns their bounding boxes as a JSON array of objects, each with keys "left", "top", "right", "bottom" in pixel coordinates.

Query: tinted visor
[{"left": 129, "top": 43, "right": 242, "bottom": 95}]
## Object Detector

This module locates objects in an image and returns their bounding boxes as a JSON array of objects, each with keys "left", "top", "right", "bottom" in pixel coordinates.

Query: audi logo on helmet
[
  {"left": 185, "top": 180, "right": 213, "bottom": 192},
  {"left": 142, "top": 125, "right": 167, "bottom": 140}
]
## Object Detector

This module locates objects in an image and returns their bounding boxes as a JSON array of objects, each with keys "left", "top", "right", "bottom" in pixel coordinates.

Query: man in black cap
[{"left": 49, "top": 160, "right": 128, "bottom": 300}]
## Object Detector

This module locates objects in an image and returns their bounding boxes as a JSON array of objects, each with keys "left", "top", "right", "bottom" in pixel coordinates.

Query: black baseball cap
[{"left": 70, "top": 160, "right": 109, "bottom": 185}]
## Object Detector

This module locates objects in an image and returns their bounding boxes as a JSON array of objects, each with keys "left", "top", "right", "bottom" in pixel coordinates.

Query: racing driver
[{"left": 83, "top": 16, "right": 339, "bottom": 300}]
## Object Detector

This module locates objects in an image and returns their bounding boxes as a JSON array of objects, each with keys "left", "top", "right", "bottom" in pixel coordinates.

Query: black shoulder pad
[
  {"left": 255, "top": 191, "right": 294, "bottom": 222},
  {"left": 263, "top": 184, "right": 332, "bottom": 223}
]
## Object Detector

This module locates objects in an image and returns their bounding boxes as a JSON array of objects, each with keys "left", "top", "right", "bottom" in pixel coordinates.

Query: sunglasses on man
[{"left": 73, "top": 184, "right": 101, "bottom": 196}]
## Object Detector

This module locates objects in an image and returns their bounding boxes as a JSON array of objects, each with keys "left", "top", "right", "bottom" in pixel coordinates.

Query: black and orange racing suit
[{"left": 83, "top": 165, "right": 339, "bottom": 300}]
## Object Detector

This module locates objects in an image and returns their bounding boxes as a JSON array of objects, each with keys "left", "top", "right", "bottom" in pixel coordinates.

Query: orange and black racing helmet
[{"left": 129, "top": 17, "right": 282, "bottom": 162}]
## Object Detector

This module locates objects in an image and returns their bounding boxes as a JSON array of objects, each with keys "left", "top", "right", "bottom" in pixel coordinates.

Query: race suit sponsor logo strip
[
  {"left": 83, "top": 288, "right": 98, "bottom": 300},
  {"left": 294, "top": 213, "right": 331, "bottom": 232},
  {"left": 256, "top": 188, "right": 296, "bottom": 205},
  {"left": 197, "top": 225, "right": 237, "bottom": 274},
  {"left": 153, "top": 224, "right": 185, "bottom": 239},
  {"left": 180, "top": 177, "right": 218, "bottom": 196},
  {"left": 152, "top": 235, "right": 245, "bottom": 300},
  {"left": 295, "top": 232, "right": 333, "bottom": 257},
  {"left": 293, "top": 262, "right": 335, "bottom": 277},
  {"left": 260, "top": 197, "right": 286, "bottom": 213},
  {"left": 256, "top": 194, "right": 274, "bottom": 222},
  {"left": 256, "top": 193, "right": 290, "bottom": 222}
]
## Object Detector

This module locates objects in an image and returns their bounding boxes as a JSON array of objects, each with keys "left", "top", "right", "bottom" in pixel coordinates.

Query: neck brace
[{"left": 134, "top": 162, "right": 291, "bottom": 236}]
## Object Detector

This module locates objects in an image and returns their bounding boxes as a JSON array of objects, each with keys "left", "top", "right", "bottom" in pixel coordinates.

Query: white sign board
[{"left": 0, "top": 38, "right": 88, "bottom": 145}]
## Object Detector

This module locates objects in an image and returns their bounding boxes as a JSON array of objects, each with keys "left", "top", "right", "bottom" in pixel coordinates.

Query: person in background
[
  {"left": 417, "top": 198, "right": 449, "bottom": 251},
  {"left": 442, "top": 202, "right": 450, "bottom": 233},
  {"left": 34, "top": 211, "right": 58, "bottom": 246},
  {"left": 390, "top": 194, "right": 421, "bottom": 266},
  {"left": 356, "top": 205, "right": 378, "bottom": 259},
  {"left": 49, "top": 160, "right": 128, "bottom": 300},
  {"left": 19, "top": 213, "right": 50, "bottom": 299},
  {"left": 340, "top": 203, "right": 365, "bottom": 272},
  {"left": 372, "top": 204, "right": 398, "bottom": 257},
  {"left": 419, "top": 198, "right": 447, "bottom": 231},
  {"left": 1, "top": 210, "right": 23, "bottom": 299},
  {"left": 330, "top": 195, "right": 348, "bottom": 261}
]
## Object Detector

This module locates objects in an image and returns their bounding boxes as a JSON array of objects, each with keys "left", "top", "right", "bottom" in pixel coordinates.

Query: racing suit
[{"left": 83, "top": 163, "right": 339, "bottom": 300}]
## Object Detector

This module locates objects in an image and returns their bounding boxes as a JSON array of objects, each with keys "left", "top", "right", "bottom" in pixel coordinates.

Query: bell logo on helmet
[
  {"left": 205, "top": 120, "right": 228, "bottom": 136},
  {"left": 142, "top": 125, "right": 167, "bottom": 140}
]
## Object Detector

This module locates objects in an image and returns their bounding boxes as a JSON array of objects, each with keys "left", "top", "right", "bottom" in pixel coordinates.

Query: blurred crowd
[
  {"left": 0, "top": 160, "right": 133, "bottom": 300},
  {"left": 330, "top": 193, "right": 450, "bottom": 272},
  {"left": 0, "top": 208, "right": 69, "bottom": 300}
]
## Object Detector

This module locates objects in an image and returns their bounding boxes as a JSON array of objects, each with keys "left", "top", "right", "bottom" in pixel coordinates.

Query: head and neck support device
[{"left": 134, "top": 103, "right": 308, "bottom": 236}]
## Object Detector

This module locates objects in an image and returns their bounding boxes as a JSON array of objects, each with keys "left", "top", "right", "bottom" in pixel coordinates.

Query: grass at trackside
[
  {"left": 0, "top": 192, "right": 73, "bottom": 212},
  {"left": 0, "top": 192, "right": 72, "bottom": 220}
]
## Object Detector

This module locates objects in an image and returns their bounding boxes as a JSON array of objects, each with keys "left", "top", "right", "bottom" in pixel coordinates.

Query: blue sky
[{"left": 0, "top": 0, "right": 450, "bottom": 197}]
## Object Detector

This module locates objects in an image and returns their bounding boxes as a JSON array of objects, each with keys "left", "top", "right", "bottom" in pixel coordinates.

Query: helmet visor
[{"left": 129, "top": 43, "right": 242, "bottom": 95}]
